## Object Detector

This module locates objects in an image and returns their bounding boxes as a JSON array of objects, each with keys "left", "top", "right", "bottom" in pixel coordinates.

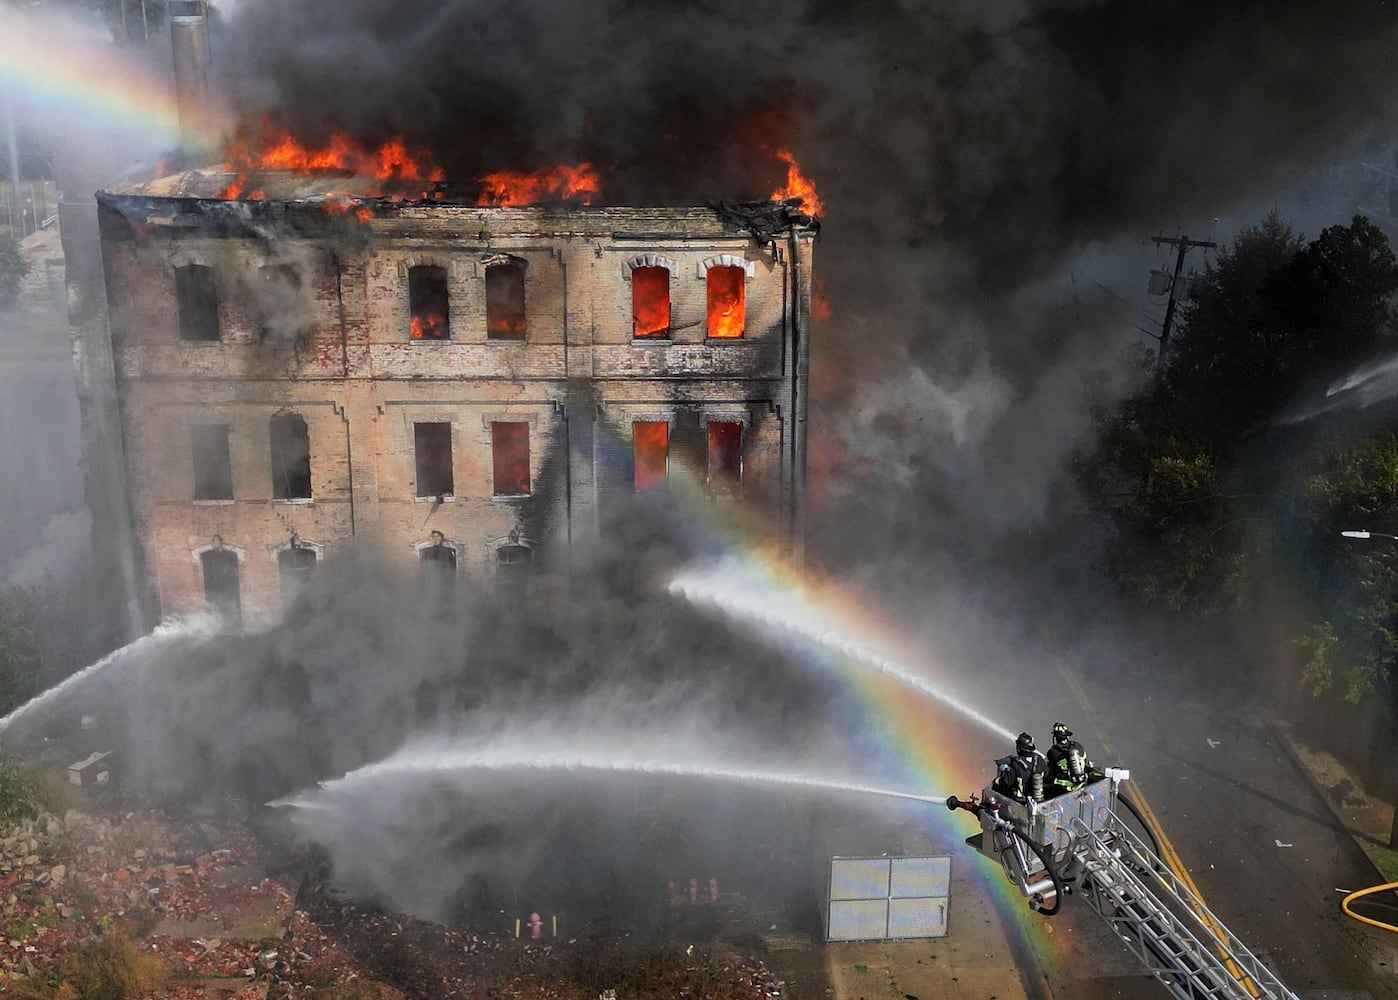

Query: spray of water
[
  {"left": 273, "top": 738, "right": 946, "bottom": 811},
  {"left": 667, "top": 559, "right": 1016, "bottom": 743},
  {"left": 1275, "top": 351, "right": 1398, "bottom": 426},
  {"left": 0, "top": 614, "right": 219, "bottom": 741}
]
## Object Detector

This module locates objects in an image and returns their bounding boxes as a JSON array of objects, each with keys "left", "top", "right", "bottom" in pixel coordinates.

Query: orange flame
[
  {"left": 632, "top": 265, "right": 670, "bottom": 338},
  {"left": 476, "top": 163, "right": 601, "bottom": 206},
  {"left": 217, "top": 122, "right": 444, "bottom": 200},
  {"left": 706, "top": 265, "right": 745, "bottom": 339},
  {"left": 410, "top": 312, "right": 448, "bottom": 340},
  {"left": 769, "top": 148, "right": 824, "bottom": 217},
  {"left": 812, "top": 274, "right": 832, "bottom": 322}
]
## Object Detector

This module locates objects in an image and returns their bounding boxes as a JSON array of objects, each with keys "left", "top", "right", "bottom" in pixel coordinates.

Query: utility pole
[{"left": 1150, "top": 235, "right": 1216, "bottom": 364}]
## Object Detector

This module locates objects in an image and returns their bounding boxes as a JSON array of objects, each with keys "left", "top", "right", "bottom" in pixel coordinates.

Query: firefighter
[
  {"left": 993, "top": 732, "right": 1048, "bottom": 802},
  {"left": 1046, "top": 722, "right": 1104, "bottom": 795}
]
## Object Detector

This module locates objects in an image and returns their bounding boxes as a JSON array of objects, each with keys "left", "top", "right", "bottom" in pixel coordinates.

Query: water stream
[
  {"left": 668, "top": 559, "right": 1016, "bottom": 742},
  {"left": 274, "top": 740, "right": 946, "bottom": 811},
  {"left": 0, "top": 615, "right": 218, "bottom": 740}
]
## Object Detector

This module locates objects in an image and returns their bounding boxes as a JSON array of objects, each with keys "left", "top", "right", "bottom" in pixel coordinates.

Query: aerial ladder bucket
[{"left": 948, "top": 768, "right": 1298, "bottom": 1000}]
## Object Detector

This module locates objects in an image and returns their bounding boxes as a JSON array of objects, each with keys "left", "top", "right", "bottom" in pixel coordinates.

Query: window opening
[
  {"left": 414, "top": 422, "right": 454, "bottom": 498},
  {"left": 633, "top": 421, "right": 669, "bottom": 491},
  {"left": 707, "top": 421, "right": 743, "bottom": 487},
  {"left": 706, "top": 265, "right": 744, "bottom": 338},
  {"left": 491, "top": 422, "right": 531, "bottom": 496},
  {"left": 486, "top": 263, "right": 526, "bottom": 340},
  {"left": 632, "top": 265, "right": 670, "bottom": 339},
  {"left": 409, "top": 265, "right": 450, "bottom": 340},
  {"left": 192, "top": 424, "right": 233, "bottom": 500},
  {"left": 496, "top": 529, "right": 533, "bottom": 567},
  {"left": 176, "top": 264, "right": 220, "bottom": 341},
  {"left": 270, "top": 413, "right": 312, "bottom": 500},
  {"left": 258, "top": 264, "right": 304, "bottom": 339},
  {"left": 420, "top": 529, "right": 457, "bottom": 573},
  {"left": 278, "top": 536, "right": 317, "bottom": 598},
  {"left": 201, "top": 543, "right": 241, "bottom": 621}
]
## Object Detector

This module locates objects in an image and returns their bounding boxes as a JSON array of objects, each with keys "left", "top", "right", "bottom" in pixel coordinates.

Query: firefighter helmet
[
  {"left": 1052, "top": 722, "right": 1072, "bottom": 744},
  {"left": 1015, "top": 732, "right": 1036, "bottom": 756}
]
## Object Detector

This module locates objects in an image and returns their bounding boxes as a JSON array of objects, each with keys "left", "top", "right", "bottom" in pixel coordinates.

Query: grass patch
[{"left": 5, "top": 932, "right": 166, "bottom": 999}]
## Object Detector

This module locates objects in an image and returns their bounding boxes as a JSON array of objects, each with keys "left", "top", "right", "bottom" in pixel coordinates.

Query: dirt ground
[{"left": 0, "top": 797, "right": 811, "bottom": 999}]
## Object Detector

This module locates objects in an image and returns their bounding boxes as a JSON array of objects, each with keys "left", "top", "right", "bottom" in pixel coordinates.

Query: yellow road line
[{"left": 1061, "top": 667, "right": 1262, "bottom": 999}]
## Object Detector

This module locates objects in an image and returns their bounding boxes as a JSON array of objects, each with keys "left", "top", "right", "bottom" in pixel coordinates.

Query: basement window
[
  {"left": 632, "top": 266, "right": 670, "bottom": 339},
  {"left": 176, "top": 264, "right": 220, "bottom": 342},
  {"left": 191, "top": 424, "right": 233, "bottom": 501},
  {"left": 706, "top": 265, "right": 744, "bottom": 339},
  {"left": 707, "top": 421, "right": 743, "bottom": 488},
  {"left": 414, "top": 422, "right": 454, "bottom": 498},
  {"left": 633, "top": 421, "right": 669, "bottom": 491},
  {"left": 409, "top": 265, "right": 450, "bottom": 340},
  {"left": 201, "top": 547, "right": 241, "bottom": 621},
  {"left": 270, "top": 413, "right": 312, "bottom": 500},
  {"left": 491, "top": 422, "right": 531, "bottom": 496},
  {"left": 486, "top": 263, "right": 526, "bottom": 340}
]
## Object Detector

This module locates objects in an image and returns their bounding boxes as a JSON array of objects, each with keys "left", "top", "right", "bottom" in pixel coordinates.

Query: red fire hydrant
[{"left": 527, "top": 912, "right": 543, "bottom": 939}]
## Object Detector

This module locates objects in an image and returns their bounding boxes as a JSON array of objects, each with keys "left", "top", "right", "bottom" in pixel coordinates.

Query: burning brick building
[{"left": 94, "top": 167, "right": 816, "bottom": 623}]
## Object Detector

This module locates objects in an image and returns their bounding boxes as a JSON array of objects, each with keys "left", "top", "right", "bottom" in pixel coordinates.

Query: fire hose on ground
[{"left": 1340, "top": 880, "right": 1398, "bottom": 934}]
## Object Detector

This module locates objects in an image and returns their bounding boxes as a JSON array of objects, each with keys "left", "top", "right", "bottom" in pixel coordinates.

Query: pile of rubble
[
  {"left": 0, "top": 807, "right": 293, "bottom": 997},
  {"left": 0, "top": 805, "right": 792, "bottom": 999}
]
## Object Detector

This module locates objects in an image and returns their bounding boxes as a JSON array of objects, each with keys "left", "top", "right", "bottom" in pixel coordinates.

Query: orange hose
[{"left": 1341, "top": 880, "right": 1398, "bottom": 934}]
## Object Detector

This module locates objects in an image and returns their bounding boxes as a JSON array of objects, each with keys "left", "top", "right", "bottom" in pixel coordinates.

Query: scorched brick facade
[{"left": 95, "top": 183, "right": 816, "bottom": 623}]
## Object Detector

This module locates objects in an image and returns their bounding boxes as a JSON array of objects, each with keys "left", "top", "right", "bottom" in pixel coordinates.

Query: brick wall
[{"left": 97, "top": 197, "right": 815, "bottom": 622}]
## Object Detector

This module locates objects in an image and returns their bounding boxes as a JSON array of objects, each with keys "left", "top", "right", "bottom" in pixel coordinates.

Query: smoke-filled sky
[{"left": 213, "top": 0, "right": 1398, "bottom": 562}]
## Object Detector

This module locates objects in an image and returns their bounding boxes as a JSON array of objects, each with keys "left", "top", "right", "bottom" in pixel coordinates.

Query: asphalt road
[{"left": 1019, "top": 665, "right": 1398, "bottom": 999}]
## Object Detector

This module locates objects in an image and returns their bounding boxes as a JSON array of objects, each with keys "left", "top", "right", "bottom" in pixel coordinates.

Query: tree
[
  {"left": 1297, "top": 433, "right": 1398, "bottom": 702},
  {"left": 0, "top": 229, "right": 30, "bottom": 309},
  {"left": 1084, "top": 213, "right": 1398, "bottom": 702},
  {"left": 0, "top": 588, "right": 42, "bottom": 716}
]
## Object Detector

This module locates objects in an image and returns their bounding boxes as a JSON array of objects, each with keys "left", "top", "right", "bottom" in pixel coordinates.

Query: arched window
[
  {"left": 632, "top": 266, "right": 670, "bottom": 339},
  {"left": 176, "top": 264, "right": 220, "bottom": 341},
  {"left": 270, "top": 413, "right": 311, "bottom": 500},
  {"left": 409, "top": 265, "right": 450, "bottom": 340},
  {"left": 201, "top": 546, "right": 241, "bottom": 621},
  {"left": 705, "top": 265, "right": 745, "bottom": 338},
  {"left": 277, "top": 540, "right": 317, "bottom": 598},
  {"left": 419, "top": 531, "right": 458, "bottom": 575},
  {"left": 486, "top": 263, "right": 526, "bottom": 340},
  {"left": 495, "top": 530, "right": 534, "bottom": 569}
]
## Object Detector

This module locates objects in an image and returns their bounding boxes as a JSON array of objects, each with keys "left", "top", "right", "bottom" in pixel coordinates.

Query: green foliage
[
  {"left": 1085, "top": 213, "right": 1398, "bottom": 706},
  {"left": 0, "top": 761, "right": 44, "bottom": 829},
  {"left": 0, "top": 229, "right": 31, "bottom": 309},
  {"left": 0, "top": 588, "right": 43, "bottom": 717},
  {"left": 1161, "top": 213, "right": 1398, "bottom": 448},
  {"left": 1297, "top": 433, "right": 1398, "bottom": 701}
]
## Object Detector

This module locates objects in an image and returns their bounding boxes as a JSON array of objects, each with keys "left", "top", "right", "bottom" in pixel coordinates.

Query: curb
[{"left": 1263, "top": 712, "right": 1398, "bottom": 884}]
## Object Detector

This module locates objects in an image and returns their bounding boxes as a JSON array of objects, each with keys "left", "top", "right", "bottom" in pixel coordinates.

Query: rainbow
[
  {"left": 0, "top": 9, "right": 197, "bottom": 148},
  {"left": 587, "top": 419, "right": 1062, "bottom": 959},
  {"left": 584, "top": 420, "right": 1014, "bottom": 803}
]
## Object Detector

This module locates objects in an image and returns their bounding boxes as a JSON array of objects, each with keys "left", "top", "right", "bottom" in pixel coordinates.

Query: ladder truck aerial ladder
[{"left": 947, "top": 769, "right": 1299, "bottom": 1000}]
